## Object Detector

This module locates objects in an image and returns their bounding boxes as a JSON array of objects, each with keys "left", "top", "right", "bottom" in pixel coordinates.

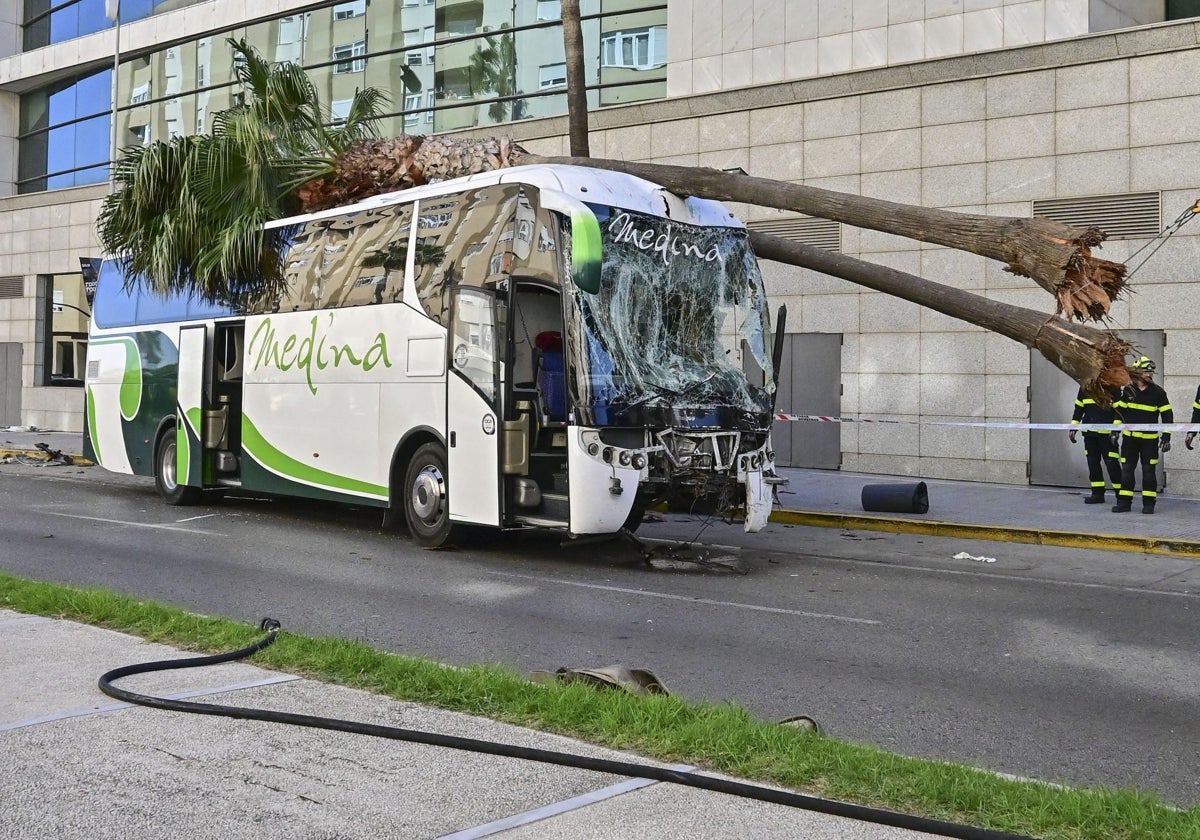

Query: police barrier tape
[{"left": 774, "top": 413, "right": 1200, "bottom": 433}]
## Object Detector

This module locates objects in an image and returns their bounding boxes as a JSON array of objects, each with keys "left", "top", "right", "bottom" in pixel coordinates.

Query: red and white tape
[{"left": 773, "top": 413, "right": 1200, "bottom": 433}]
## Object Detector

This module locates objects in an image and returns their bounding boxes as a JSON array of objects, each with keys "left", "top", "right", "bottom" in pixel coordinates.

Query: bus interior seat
[{"left": 533, "top": 330, "right": 566, "bottom": 422}]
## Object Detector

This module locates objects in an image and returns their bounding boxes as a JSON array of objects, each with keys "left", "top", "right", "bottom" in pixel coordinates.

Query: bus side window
[{"left": 216, "top": 327, "right": 243, "bottom": 382}]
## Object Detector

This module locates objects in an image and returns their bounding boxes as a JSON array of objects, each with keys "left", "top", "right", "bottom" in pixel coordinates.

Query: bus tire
[
  {"left": 403, "top": 442, "right": 458, "bottom": 548},
  {"left": 155, "top": 425, "right": 202, "bottom": 506}
]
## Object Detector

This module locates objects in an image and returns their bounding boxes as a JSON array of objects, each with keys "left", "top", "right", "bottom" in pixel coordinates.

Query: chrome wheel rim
[
  {"left": 160, "top": 439, "right": 178, "bottom": 491},
  {"left": 410, "top": 464, "right": 446, "bottom": 525}
]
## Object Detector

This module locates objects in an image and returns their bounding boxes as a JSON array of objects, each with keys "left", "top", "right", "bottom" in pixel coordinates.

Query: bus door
[
  {"left": 175, "top": 324, "right": 208, "bottom": 488},
  {"left": 447, "top": 287, "right": 502, "bottom": 526}
]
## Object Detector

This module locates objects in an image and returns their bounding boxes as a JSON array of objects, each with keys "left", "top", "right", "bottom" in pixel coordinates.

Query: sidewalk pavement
[
  {"left": 1, "top": 609, "right": 947, "bottom": 839},
  {"left": 6, "top": 426, "right": 1200, "bottom": 559}
]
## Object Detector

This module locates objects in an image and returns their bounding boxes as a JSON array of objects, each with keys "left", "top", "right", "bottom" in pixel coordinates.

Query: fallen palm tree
[
  {"left": 296, "top": 136, "right": 1126, "bottom": 323},
  {"left": 513, "top": 155, "right": 1127, "bottom": 324},
  {"left": 749, "top": 231, "right": 1132, "bottom": 393}
]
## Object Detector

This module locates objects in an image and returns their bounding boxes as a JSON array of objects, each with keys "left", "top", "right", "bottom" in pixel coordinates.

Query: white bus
[{"left": 85, "top": 164, "right": 782, "bottom": 546}]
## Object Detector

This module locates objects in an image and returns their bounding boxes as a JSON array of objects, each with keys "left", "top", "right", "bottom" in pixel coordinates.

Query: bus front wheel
[
  {"left": 404, "top": 442, "right": 458, "bottom": 548},
  {"left": 155, "top": 426, "right": 202, "bottom": 506}
]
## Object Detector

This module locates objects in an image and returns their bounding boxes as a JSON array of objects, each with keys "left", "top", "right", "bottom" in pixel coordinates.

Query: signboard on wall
[{"left": 79, "top": 258, "right": 101, "bottom": 307}]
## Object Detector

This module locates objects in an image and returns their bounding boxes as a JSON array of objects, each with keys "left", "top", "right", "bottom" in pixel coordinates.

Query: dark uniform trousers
[
  {"left": 1118, "top": 436, "right": 1160, "bottom": 501},
  {"left": 1071, "top": 386, "right": 1122, "bottom": 497},
  {"left": 1082, "top": 431, "right": 1121, "bottom": 492}
]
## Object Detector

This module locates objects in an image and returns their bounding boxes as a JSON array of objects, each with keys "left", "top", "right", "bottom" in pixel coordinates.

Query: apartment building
[{"left": 2, "top": 1, "right": 1199, "bottom": 493}]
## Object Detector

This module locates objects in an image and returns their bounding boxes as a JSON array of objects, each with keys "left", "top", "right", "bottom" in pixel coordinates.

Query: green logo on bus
[{"left": 248, "top": 314, "right": 392, "bottom": 395}]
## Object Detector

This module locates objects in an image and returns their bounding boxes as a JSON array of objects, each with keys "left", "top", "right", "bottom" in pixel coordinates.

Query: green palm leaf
[{"left": 98, "top": 37, "right": 390, "bottom": 304}]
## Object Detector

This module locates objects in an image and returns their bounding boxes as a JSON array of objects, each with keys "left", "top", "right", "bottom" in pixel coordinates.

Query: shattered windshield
[{"left": 570, "top": 205, "right": 774, "bottom": 425}]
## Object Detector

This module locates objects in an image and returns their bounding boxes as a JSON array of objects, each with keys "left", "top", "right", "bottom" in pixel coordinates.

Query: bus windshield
[{"left": 572, "top": 205, "right": 775, "bottom": 425}]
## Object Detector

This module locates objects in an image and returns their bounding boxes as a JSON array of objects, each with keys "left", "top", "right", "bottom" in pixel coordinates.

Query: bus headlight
[
  {"left": 632, "top": 454, "right": 647, "bottom": 470},
  {"left": 618, "top": 451, "right": 632, "bottom": 466}
]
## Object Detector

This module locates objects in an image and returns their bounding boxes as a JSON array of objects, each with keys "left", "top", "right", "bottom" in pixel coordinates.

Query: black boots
[
  {"left": 1084, "top": 490, "right": 1106, "bottom": 504},
  {"left": 1142, "top": 499, "right": 1156, "bottom": 515},
  {"left": 1112, "top": 499, "right": 1132, "bottom": 513}
]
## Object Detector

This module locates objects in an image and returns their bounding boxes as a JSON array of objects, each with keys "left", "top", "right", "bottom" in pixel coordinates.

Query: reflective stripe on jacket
[{"left": 1114, "top": 382, "right": 1173, "bottom": 440}]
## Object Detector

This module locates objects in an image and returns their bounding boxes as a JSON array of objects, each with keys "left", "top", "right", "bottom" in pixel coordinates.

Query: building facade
[{"left": 2, "top": 1, "right": 1199, "bottom": 494}]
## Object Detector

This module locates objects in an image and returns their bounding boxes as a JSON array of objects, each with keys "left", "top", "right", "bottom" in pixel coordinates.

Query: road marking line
[
  {"left": 488, "top": 571, "right": 880, "bottom": 625},
  {"left": 0, "top": 674, "right": 299, "bottom": 732},
  {"left": 175, "top": 513, "right": 218, "bottom": 523},
  {"left": 436, "top": 764, "right": 695, "bottom": 839},
  {"left": 34, "top": 510, "right": 224, "bottom": 535}
]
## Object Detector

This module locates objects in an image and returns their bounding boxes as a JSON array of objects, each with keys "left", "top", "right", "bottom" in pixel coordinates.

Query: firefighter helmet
[{"left": 1133, "top": 356, "right": 1156, "bottom": 372}]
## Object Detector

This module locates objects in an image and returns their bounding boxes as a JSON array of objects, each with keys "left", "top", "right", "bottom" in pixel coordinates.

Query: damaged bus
[{"left": 85, "top": 164, "right": 783, "bottom": 547}]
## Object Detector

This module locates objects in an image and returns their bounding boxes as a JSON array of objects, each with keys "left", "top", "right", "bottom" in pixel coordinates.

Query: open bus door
[
  {"left": 446, "top": 286, "right": 502, "bottom": 526},
  {"left": 173, "top": 324, "right": 208, "bottom": 492}
]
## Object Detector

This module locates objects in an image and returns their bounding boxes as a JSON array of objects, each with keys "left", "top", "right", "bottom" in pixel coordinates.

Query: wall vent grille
[
  {"left": 0, "top": 277, "right": 23, "bottom": 299},
  {"left": 1032, "top": 192, "right": 1161, "bottom": 239},
  {"left": 745, "top": 216, "right": 842, "bottom": 251}
]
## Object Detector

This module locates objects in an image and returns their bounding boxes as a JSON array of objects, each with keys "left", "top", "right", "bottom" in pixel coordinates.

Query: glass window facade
[
  {"left": 18, "top": 0, "right": 667, "bottom": 194},
  {"left": 18, "top": 69, "right": 113, "bottom": 192},
  {"left": 22, "top": 0, "right": 210, "bottom": 51}
]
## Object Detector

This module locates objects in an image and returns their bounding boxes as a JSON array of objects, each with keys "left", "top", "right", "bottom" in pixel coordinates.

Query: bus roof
[{"left": 265, "top": 163, "right": 744, "bottom": 232}]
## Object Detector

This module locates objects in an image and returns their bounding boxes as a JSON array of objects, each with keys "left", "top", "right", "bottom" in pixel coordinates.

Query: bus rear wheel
[
  {"left": 404, "top": 442, "right": 459, "bottom": 548},
  {"left": 155, "top": 425, "right": 202, "bottom": 506}
]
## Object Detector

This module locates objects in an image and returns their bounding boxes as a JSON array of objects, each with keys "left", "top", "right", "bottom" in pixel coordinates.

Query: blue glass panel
[
  {"left": 92, "top": 260, "right": 139, "bottom": 329},
  {"left": 75, "top": 116, "right": 111, "bottom": 169},
  {"left": 187, "top": 296, "right": 237, "bottom": 320},
  {"left": 47, "top": 124, "right": 76, "bottom": 179},
  {"left": 77, "top": 0, "right": 110, "bottom": 38},
  {"left": 49, "top": 2, "right": 81, "bottom": 44},
  {"left": 136, "top": 287, "right": 196, "bottom": 323},
  {"left": 48, "top": 85, "right": 78, "bottom": 126},
  {"left": 127, "top": 0, "right": 156, "bottom": 19},
  {"left": 75, "top": 69, "right": 113, "bottom": 119},
  {"left": 72, "top": 163, "right": 110, "bottom": 188},
  {"left": 137, "top": 285, "right": 236, "bottom": 323}
]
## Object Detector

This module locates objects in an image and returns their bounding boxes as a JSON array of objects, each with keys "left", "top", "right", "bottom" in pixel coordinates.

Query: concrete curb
[{"left": 767, "top": 509, "right": 1200, "bottom": 559}]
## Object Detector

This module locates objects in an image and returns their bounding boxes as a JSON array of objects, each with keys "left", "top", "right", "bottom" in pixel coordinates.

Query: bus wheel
[
  {"left": 404, "top": 442, "right": 458, "bottom": 547},
  {"left": 155, "top": 426, "right": 202, "bottom": 506}
]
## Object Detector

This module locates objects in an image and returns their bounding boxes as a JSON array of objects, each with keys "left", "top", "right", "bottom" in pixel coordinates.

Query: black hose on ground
[{"left": 99, "top": 619, "right": 1037, "bottom": 840}]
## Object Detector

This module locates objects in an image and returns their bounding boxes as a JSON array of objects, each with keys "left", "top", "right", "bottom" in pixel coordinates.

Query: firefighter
[
  {"left": 1111, "top": 357, "right": 1173, "bottom": 514},
  {"left": 1068, "top": 385, "right": 1122, "bottom": 504}
]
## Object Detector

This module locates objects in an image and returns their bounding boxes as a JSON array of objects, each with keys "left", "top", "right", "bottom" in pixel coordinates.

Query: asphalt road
[{"left": 2, "top": 461, "right": 1197, "bottom": 806}]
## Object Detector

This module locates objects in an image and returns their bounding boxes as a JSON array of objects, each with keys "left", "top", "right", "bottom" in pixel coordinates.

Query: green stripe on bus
[
  {"left": 241, "top": 415, "right": 388, "bottom": 499},
  {"left": 572, "top": 207, "right": 602, "bottom": 294},
  {"left": 176, "top": 412, "right": 191, "bottom": 485},
  {"left": 90, "top": 336, "right": 143, "bottom": 420},
  {"left": 86, "top": 385, "right": 102, "bottom": 464}
]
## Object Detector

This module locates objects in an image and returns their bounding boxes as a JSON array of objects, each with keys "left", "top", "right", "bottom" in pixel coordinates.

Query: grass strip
[{"left": 2, "top": 571, "right": 1195, "bottom": 840}]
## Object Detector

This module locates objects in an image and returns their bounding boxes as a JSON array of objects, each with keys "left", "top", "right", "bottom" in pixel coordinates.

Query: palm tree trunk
[
  {"left": 561, "top": 0, "right": 590, "bottom": 157},
  {"left": 514, "top": 154, "right": 1126, "bottom": 324},
  {"left": 749, "top": 231, "right": 1131, "bottom": 393}
]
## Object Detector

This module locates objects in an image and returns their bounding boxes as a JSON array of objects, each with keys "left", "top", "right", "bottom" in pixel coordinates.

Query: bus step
[
  {"left": 513, "top": 515, "right": 569, "bottom": 529},
  {"left": 540, "top": 492, "right": 569, "bottom": 520},
  {"left": 214, "top": 478, "right": 243, "bottom": 488}
]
